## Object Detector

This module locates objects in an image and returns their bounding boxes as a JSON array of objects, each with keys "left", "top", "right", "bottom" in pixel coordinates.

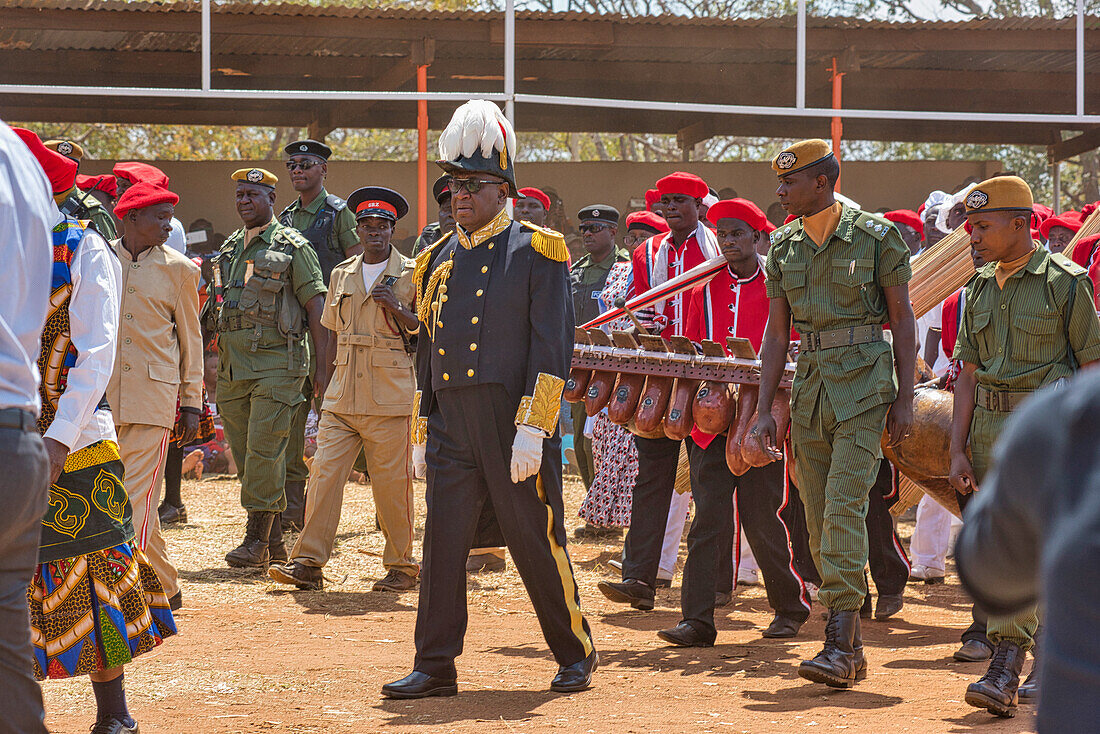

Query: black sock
[
  {"left": 163, "top": 443, "right": 184, "bottom": 507},
  {"left": 91, "top": 673, "right": 134, "bottom": 726}
]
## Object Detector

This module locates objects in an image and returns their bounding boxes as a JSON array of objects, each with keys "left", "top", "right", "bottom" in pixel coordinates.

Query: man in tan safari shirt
[
  {"left": 269, "top": 186, "right": 420, "bottom": 593},
  {"left": 107, "top": 182, "right": 204, "bottom": 610}
]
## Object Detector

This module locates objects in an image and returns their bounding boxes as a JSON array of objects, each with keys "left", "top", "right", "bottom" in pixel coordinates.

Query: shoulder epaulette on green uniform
[
  {"left": 1050, "top": 252, "right": 1087, "bottom": 276},
  {"left": 272, "top": 225, "right": 310, "bottom": 250},
  {"left": 520, "top": 220, "right": 569, "bottom": 262},
  {"left": 855, "top": 212, "right": 894, "bottom": 241},
  {"left": 769, "top": 219, "right": 802, "bottom": 247}
]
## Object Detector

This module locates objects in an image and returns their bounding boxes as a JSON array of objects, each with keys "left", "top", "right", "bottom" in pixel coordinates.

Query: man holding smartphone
[{"left": 269, "top": 186, "right": 421, "bottom": 593}]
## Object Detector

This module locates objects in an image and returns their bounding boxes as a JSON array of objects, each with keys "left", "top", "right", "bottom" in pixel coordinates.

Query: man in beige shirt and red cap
[{"left": 106, "top": 181, "right": 204, "bottom": 610}]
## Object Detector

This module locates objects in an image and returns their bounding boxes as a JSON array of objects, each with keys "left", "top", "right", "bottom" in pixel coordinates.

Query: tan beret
[
  {"left": 44, "top": 139, "right": 84, "bottom": 161},
  {"left": 772, "top": 139, "right": 834, "bottom": 176},
  {"left": 963, "top": 175, "right": 1033, "bottom": 215},
  {"left": 231, "top": 167, "right": 278, "bottom": 189}
]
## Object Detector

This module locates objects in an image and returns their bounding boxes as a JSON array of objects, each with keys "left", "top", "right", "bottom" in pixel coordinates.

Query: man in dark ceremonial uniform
[{"left": 383, "top": 100, "right": 595, "bottom": 699}]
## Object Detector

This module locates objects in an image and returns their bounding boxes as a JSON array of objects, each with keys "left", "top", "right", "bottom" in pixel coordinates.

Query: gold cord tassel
[{"left": 526, "top": 224, "right": 569, "bottom": 262}]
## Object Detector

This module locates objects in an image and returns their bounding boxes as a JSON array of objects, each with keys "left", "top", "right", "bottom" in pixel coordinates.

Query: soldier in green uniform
[
  {"left": 277, "top": 139, "right": 361, "bottom": 530},
  {"left": 754, "top": 139, "right": 916, "bottom": 689},
  {"left": 206, "top": 167, "right": 329, "bottom": 568},
  {"left": 568, "top": 204, "right": 629, "bottom": 497},
  {"left": 948, "top": 175, "right": 1100, "bottom": 718},
  {"left": 44, "top": 139, "right": 118, "bottom": 240}
]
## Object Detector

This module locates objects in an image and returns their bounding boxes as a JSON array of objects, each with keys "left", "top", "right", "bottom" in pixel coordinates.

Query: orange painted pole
[
  {"left": 830, "top": 56, "right": 844, "bottom": 194},
  {"left": 417, "top": 64, "right": 429, "bottom": 232}
]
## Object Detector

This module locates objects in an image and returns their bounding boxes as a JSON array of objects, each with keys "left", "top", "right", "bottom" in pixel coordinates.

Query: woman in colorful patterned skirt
[
  {"left": 577, "top": 261, "right": 639, "bottom": 531},
  {"left": 21, "top": 131, "right": 177, "bottom": 734}
]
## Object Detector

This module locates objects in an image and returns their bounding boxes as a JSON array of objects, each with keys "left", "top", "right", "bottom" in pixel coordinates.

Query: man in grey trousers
[{"left": 0, "top": 120, "right": 55, "bottom": 734}]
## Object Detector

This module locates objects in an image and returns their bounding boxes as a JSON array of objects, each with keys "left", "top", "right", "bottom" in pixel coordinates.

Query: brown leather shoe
[
  {"left": 269, "top": 561, "right": 324, "bottom": 591},
  {"left": 965, "top": 640, "right": 1025, "bottom": 717},
  {"left": 466, "top": 551, "right": 506, "bottom": 573},
  {"left": 373, "top": 569, "right": 418, "bottom": 592}
]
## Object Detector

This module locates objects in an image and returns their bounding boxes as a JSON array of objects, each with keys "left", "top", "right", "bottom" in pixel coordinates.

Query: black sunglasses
[
  {"left": 285, "top": 159, "right": 319, "bottom": 171},
  {"left": 448, "top": 178, "right": 504, "bottom": 195},
  {"left": 579, "top": 223, "right": 610, "bottom": 234}
]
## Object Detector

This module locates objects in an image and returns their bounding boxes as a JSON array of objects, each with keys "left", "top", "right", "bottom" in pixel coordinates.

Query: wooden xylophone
[{"left": 566, "top": 327, "right": 795, "bottom": 476}]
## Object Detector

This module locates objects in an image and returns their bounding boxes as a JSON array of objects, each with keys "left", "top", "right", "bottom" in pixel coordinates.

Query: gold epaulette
[
  {"left": 414, "top": 232, "right": 452, "bottom": 316},
  {"left": 521, "top": 221, "right": 569, "bottom": 262}
]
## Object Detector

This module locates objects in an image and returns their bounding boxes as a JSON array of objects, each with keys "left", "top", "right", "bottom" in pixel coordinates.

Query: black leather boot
[
  {"left": 225, "top": 511, "right": 275, "bottom": 568},
  {"left": 282, "top": 480, "right": 307, "bottom": 531},
  {"left": 269, "top": 513, "right": 287, "bottom": 563},
  {"left": 965, "top": 640, "right": 1025, "bottom": 717},
  {"left": 798, "top": 609, "right": 867, "bottom": 688}
]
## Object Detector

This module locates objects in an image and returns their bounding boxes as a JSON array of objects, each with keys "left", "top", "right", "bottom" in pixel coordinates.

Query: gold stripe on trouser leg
[{"left": 535, "top": 475, "right": 594, "bottom": 657}]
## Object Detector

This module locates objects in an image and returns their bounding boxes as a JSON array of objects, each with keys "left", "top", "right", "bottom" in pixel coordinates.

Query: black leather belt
[
  {"left": 975, "top": 385, "right": 1031, "bottom": 412},
  {"left": 800, "top": 325, "right": 884, "bottom": 353},
  {"left": 0, "top": 407, "right": 36, "bottom": 432}
]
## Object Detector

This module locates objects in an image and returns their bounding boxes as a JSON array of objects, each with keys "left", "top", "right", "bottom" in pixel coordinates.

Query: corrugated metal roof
[{"left": 4, "top": 0, "right": 1097, "bottom": 29}]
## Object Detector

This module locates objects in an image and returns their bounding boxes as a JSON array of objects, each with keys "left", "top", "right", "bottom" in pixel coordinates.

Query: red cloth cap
[
  {"left": 113, "top": 181, "right": 179, "bottom": 218},
  {"left": 516, "top": 187, "right": 550, "bottom": 211},
  {"left": 1073, "top": 233, "right": 1100, "bottom": 268},
  {"left": 625, "top": 210, "right": 669, "bottom": 235},
  {"left": 1032, "top": 203, "right": 1054, "bottom": 221},
  {"left": 12, "top": 127, "right": 77, "bottom": 194},
  {"left": 783, "top": 213, "right": 797, "bottom": 225},
  {"left": 1039, "top": 214, "right": 1083, "bottom": 241},
  {"left": 760, "top": 219, "right": 777, "bottom": 234},
  {"left": 884, "top": 209, "right": 924, "bottom": 239},
  {"left": 113, "top": 161, "right": 169, "bottom": 188},
  {"left": 644, "top": 189, "right": 660, "bottom": 211},
  {"left": 656, "top": 172, "right": 708, "bottom": 200},
  {"left": 705, "top": 198, "right": 768, "bottom": 232},
  {"left": 76, "top": 173, "right": 118, "bottom": 198}
]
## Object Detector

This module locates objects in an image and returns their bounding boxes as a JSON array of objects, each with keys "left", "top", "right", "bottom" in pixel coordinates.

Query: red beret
[
  {"left": 1073, "top": 233, "right": 1100, "bottom": 268},
  {"left": 644, "top": 189, "right": 660, "bottom": 211},
  {"left": 1039, "top": 214, "right": 1083, "bottom": 241},
  {"left": 656, "top": 172, "right": 708, "bottom": 200},
  {"left": 705, "top": 198, "right": 768, "bottom": 232},
  {"left": 626, "top": 210, "right": 670, "bottom": 236},
  {"left": 76, "top": 174, "right": 118, "bottom": 198},
  {"left": 783, "top": 213, "right": 797, "bottom": 225},
  {"left": 113, "top": 181, "right": 179, "bottom": 218},
  {"left": 1032, "top": 203, "right": 1054, "bottom": 221},
  {"left": 113, "top": 161, "right": 169, "bottom": 188},
  {"left": 884, "top": 209, "right": 924, "bottom": 239},
  {"left": 12, "top": 127, "right": 77, "bottom": 195},
  {"left": 517, "top": 187, "right": 550, "bottom": 211}
]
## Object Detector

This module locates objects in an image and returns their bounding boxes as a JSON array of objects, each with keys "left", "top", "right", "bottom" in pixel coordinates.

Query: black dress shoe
[
  {"left": 875, "top": 593, "right": 903, "bottom": 620},
  {"left": 954, "top": 639, "right": 993, "bottom": 662},
  {"left": 168, "top": 591, "right": 182, "bottom": 611},
  {"left": 550, "top": 650, "right": 598, "bottom": 692},
  {"left": 597, "top": 579, "right": 654, "bottom": 611},
  {"left": 382, "top": 671, "right": 458, "bottom": 699},
  {"left": 657, "top": 622, "right": 713, "bottom": 647},
  {"left": 1017, "top": 667, "right": 1038, "bottom": 704},
  {"left": 654, "top": 576, "right": 673, "bottom": 589},
  {"left": 965, "top": 640, "right": 1025, "bottom": 717},
  {"left": 159, "top": 502, "right": 187, "bottom": 525},
  {"left": 762, "top": 614, "right": 803, "bottom": 639}
]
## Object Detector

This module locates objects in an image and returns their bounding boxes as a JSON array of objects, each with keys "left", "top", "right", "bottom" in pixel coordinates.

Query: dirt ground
[{"left": 42, "top": 474, "right": 1037, "bottom": 734}]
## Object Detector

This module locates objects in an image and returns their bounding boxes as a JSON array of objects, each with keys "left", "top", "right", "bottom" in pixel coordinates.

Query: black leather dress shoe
[
  {"left": 874, "top": 593, "right": 903, "bottom": 620},
  {"left": 762, "top": 614, "right": 803, "bottom": 639},
  {"left": 382, "top": 671, "right": 458, "bottom": 699},
  {"left": 954, "top": 639, "right": 993, "bottom": 662},
  {"left": 1017, "top": 665, "right": 1039, "bottom": 704},
  {"left": 657, "top": 622, "right": 714, "bottom": 647},
  {"left": 597, "top": 579, "right": 654, "bottom": 610},
  {"left": 550, "top": 650, "right": 598, "bottom": 692}
]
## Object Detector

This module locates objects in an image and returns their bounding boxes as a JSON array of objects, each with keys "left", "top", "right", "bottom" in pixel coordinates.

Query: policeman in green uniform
[
  {"left": 568, "top": 204, "right": 628, "bottom": 496},
  {"left": 278, "top": 139, "right": 361, "bottom": 530},
  {"left": 755, "top": 139, "right": 916, "bottom": 689},
  {"left": 45, "top": 139, "right": 118, "bottom": 240},
  {"left": 948, "top": 175, "right": 1100, "bottom": 718},
  {"left": 207, "top": 167, "right": 329, "bottom": 568}
]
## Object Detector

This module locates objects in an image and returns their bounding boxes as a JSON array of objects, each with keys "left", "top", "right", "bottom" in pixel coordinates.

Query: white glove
[
  {"left": 412, "top": 444, "right": 427, "bottom": 479},
  {"left": 510, "top": 425, "right": 544, "bottom": 484}
]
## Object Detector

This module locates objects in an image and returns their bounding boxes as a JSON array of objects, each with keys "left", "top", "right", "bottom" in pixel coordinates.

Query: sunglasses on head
[
  {"left": 579, "top": 223, "right": 609, "bottom": 234},
  {"left": 447, "top": 178, "right": 504, "bottom": 195},
  {"left": 285, "top": 159, "right": 319, "bottom": 171}
]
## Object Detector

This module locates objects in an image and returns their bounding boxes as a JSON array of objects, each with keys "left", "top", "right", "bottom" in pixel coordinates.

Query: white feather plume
[{"left": 438, "top": 100, "right": 516, "bottom": 161}]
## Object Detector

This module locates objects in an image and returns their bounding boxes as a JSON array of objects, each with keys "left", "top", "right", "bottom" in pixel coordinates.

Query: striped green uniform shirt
[{"left": 765, "top": 204, "right": 912, "bottom": 422}]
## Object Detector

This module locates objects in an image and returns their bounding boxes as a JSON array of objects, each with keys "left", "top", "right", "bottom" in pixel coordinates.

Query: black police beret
[{"left": 285, "top": 139, "right": 332, "bottom": 161}]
